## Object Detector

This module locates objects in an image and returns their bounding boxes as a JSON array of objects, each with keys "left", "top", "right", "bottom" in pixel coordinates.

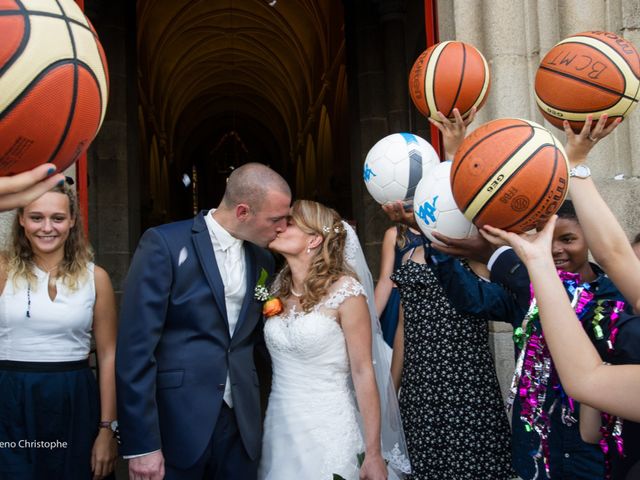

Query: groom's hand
[{"left": 128, "top": 450, "right": 165, "bottom": 480}]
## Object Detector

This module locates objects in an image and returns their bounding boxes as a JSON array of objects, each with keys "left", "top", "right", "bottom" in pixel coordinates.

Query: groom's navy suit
[{"left": 115, "top": 211, "right": 274, "bottom": 471}]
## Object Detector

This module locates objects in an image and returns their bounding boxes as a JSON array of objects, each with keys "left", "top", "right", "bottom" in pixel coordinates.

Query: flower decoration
[
  {"left": 254, "top": 268, "right": 283, "bottom": 317},
  {"left": 263, "top": 297, "right": 284, "bottom": 317},
  {"left": 322, "top": 224, "right": 342, "bottom": 234}
]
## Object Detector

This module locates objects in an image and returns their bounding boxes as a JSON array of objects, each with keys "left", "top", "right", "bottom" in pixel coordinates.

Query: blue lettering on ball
[
  {"left": 416, "top": 196, "right": 439, "bottom": 225},
  {"left": 363, "top": 164, "right": 376, "bottom": 182}
]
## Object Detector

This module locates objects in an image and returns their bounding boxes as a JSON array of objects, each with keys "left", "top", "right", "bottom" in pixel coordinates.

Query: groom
[{"left": 115, "top": 163, "right": 291, "bottom": 480}]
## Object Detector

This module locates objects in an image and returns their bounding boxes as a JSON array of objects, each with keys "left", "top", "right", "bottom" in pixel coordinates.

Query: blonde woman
[
  {"left": 258, "top": 200, "right": 409, "bottom": 480},
  {"left": 0, "top": 183, "right": 118, "bottom": 479}
]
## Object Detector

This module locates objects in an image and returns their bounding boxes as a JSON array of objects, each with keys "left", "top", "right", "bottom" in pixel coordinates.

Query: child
[{"left": 433, "top": 200, "right": 626, "bottom": 479}]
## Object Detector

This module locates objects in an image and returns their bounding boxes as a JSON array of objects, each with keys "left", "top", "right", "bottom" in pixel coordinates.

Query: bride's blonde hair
[{"left": 275, "top": 200, "right": 354, "bottom": 312}]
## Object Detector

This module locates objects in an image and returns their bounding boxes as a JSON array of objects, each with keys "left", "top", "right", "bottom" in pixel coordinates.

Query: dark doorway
[{"left": 136, "top": 0, "right": 352, "bottom": 230}]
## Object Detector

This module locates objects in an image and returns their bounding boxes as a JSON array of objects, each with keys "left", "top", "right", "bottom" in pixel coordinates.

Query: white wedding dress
[{"left": 258, "top": 276, "right": 367, "bottom": 480}]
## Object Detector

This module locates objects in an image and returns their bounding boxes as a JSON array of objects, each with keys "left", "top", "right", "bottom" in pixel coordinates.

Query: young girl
[
  {"left": 484, "top": 214, "right": 640, "bottom": 480},
  {"left": 387, "top": 109, "right": 513, "bottom": 479},
  {"left": 389, "top": 227, "right": 514, "bottom": 480},
  {"left": 438, "top": 200, "right": 626, "bottom": 479},
  {"left": 0, "top": 183, "right": 118, "bottom": 479}
]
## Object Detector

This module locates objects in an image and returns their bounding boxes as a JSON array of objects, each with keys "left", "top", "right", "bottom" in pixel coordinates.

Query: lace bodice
[
  {"left": 260, "top": 275, "right": 366, "bottom": 479},
  {"left": 265, "top": 275, "right": 365, "bottom": 388}
]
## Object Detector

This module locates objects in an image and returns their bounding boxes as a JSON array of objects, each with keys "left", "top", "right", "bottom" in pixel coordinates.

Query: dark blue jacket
[
  {"left": 608, "top": 311, "right": 640, "bottom": 479},
  {"left": 115, "top": 212, "right": 274, "bottom": 468},
  {"left": 433, "top": 248, "right": 626, "bottom": 480}
]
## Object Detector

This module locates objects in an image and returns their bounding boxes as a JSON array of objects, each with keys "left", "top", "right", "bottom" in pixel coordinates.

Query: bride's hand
[{"left": 359, "top": 451, "right": 387, "bottom": 480}]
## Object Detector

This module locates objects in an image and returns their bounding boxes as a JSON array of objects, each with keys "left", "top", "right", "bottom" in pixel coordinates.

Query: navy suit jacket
[{"left": 115, "top": 211, "right": 274, "bottom": 468}]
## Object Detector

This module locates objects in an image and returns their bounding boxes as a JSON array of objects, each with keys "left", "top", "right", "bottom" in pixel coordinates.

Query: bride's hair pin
[{"left": 321, "top": 224, "right": 343, "bottom": 235}]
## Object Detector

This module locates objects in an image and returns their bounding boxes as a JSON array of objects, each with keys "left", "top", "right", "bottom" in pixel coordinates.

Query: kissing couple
[{"left": 116, "top": 163, "right": 411, "bottom": 480}]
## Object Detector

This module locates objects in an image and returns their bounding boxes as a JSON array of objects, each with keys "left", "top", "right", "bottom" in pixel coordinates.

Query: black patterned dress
[{"left": 392, "top": 258, "right": 514, "bottom": 480}]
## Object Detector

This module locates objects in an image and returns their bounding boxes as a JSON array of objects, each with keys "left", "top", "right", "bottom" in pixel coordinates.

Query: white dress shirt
[{"left": 204, "top": 210, "right": 247, "bottom": 408}]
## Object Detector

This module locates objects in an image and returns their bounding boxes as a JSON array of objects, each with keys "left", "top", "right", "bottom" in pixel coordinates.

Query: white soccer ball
[
  {"left": 413, "top": 160, "right": 477, "bottom": 244},
  {"left": 363, "top": 133, "right": 440, "bottom": 205}
]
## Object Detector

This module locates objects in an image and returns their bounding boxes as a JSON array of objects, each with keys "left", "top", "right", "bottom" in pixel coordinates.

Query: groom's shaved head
[{"left": 222, "top": 163, "right": 290, "bottom": 211}]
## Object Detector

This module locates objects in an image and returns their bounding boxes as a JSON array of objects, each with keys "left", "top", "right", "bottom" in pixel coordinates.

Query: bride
[{"left": 258, "top": 200, "right": 410, "bottom": 480}]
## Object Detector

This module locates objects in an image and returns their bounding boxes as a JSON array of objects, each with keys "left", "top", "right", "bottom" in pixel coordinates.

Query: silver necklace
[{"left": 37, "top": 262, "right": 60, "bottom": 274}]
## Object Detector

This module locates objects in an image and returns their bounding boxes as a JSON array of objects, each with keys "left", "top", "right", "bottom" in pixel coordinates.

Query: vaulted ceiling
[{"left": 137, "top": 0, "right": 348, "bottom": 217}]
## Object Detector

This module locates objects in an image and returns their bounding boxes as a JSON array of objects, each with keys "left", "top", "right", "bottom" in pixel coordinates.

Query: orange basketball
[
  {"left": 409, "top": 41, "right": 490, "bottom": 121},
  {"left": 451, "top": 118, "right": 569, "bottom": 233},
  {"left": 535, "top": 31, "right": 640, "bottom": 131},
  {"left": 0, "top": 0, "right": 109, "bottom": 176}
]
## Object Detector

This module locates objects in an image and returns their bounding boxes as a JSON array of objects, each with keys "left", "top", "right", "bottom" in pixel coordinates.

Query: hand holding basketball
[
  {"left": 563, "top": 114, "right": 622, "bottom": 166},
  {"left": 430, "top": 231, "right": 495, "bottom": 264},
  {"left": 409, "top": 41, "right": 490, "bottom": 121},
  {"left": 0, "top": 163, "right": 64, "bottom": 212},
  {"left": 451, "top": 118, "right": 569, "bottom": 232},
  {"left": 535, "top": 31, "right": 640, "bottom": 132},
  {"left": 0, "top": 0, "right": 109, "bottom": 175},
  {"left": 429, "top": 107, "right": 477, "bottom": 160},
  {"left": 480, "top": 215, "right": 558, "bottom": 268},
  {"left": 382, "top": 200, "right": 419, "bottom": 229}
]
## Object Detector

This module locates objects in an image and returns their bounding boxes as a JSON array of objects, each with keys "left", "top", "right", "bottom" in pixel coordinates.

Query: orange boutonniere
[
  {"left": 263, "top": 297, "right": 284, "bottom": 317},
  {"left": 254, "top": 268, "right": 283, "bottom": 318}
]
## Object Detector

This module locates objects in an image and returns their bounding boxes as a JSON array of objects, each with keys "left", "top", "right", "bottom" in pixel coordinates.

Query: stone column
[
  {"left": 86, "top": 0, "right": 138, "bottom": 297},
  {"left": 344, "top": 0, "right": 391, "bottom": 276},
  {"left": 380, "top": 0, "right": 410, "bottom": 133}
]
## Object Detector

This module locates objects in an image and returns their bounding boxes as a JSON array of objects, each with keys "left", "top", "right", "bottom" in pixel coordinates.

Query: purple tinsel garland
[{"left": 511, "top": 271, "right": 625, "bottom": 479}]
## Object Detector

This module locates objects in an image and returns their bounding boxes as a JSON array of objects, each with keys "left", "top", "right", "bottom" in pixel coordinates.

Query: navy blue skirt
[{"left": 0, "top": 360, "right": 99, "bottom": 480}]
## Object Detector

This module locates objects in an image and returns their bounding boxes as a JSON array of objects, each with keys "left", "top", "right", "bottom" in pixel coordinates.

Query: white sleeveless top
[{"left": 0, "top": 263, "right": 95, "bottom": 362}]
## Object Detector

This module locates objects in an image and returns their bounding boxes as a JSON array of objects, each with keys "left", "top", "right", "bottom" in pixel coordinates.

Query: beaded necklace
[{"left": 26, "top": 262, "right": 60, "bottom": 318}]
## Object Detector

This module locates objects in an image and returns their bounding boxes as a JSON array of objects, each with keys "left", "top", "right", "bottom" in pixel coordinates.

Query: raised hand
[
  {"left": 381, "top": 200, "right": 418, "bottom": 229},
  {"left": 563, "top": 114, "right": 621, "bottom": 167},
  {"left": 428, "top": 107, "right": 476, "bottom": 160},
  {"left": 480, "top": 215, "right": 557, "bottom": 269},
  {"left": 0, "top": 163, "right": 64, "bottom": 212}
]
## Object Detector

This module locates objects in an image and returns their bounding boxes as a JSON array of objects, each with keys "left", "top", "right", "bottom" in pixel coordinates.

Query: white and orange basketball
[
  {"left": 0, "top": 0, "right": 109, "bottom": 175},
  {"left": 409, "top": 41, "right": 490, "bottom": 121},
  {"left": 535, "top": 31, "right": 640, "bottom": 131},
  {"left": 451, "top": 118, "right": 569, "bottom": 233}
]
